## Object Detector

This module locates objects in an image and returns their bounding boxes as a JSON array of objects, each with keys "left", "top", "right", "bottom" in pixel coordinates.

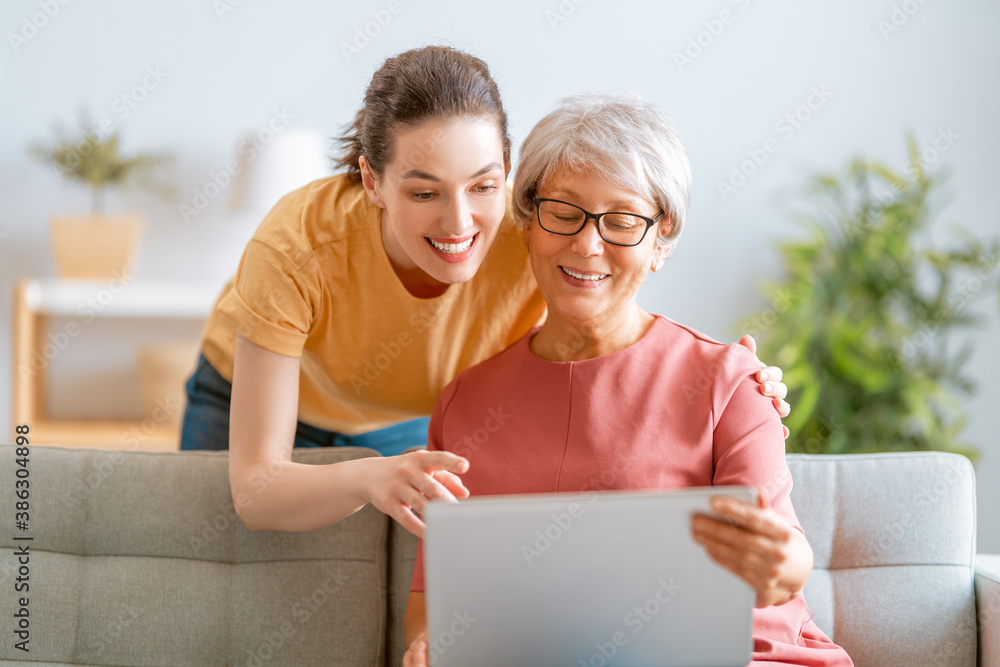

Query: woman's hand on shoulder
[
  {"left": 691, "top": 489, "right": 813, "bottom": 608},
  {"left": 736, "top": 335, "right": 791, "bottom": 438},
  {"left": 362, "top": 450, "right": 470, "bottom": 538}
]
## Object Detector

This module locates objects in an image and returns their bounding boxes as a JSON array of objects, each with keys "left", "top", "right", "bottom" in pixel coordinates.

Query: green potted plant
[
  {"left": 30, "top": 112, "right": 172, "bottom": 279},
  {"left": 741, "top": 137, "right": 1000, "bottom": 460}
]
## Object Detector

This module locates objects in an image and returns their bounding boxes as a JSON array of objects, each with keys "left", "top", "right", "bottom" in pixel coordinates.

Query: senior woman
[{"left": 403, "top": 95, "right": 853, "bottom": 666}]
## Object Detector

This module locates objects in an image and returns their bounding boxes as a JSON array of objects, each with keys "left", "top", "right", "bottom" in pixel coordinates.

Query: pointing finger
[{"left": 420, "top": 451, "right": 470, "bottom": 474}]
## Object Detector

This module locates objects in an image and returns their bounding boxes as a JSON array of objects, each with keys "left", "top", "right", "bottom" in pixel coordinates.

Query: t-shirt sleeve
[
  {"left": 216, "top": 238, "right": 319, "bottom": 358},
  {"left": 410, "top": 377, "right": 460, "bottom": 593},
  {"left": 711, "top": 346, "right": 801, "bottom": 532}
]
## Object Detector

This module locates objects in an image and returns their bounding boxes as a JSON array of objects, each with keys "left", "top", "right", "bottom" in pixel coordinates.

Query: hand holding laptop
[{"left": 691, "top": 489, "right": 813, "bottom": 608}]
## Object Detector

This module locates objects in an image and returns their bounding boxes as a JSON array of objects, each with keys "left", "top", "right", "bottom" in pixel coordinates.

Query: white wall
[{"left": 1, "top": 0, "right": 997, "bottom": 550}]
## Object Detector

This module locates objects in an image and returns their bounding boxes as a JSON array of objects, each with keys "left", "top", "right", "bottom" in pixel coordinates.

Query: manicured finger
[
  {"left": 737, "top": 334, "right": 758, "bottom": 357},
  {"left": 691, "top": 514, "right": 732, "bottom": 542},
  {"left": 710, "top": 498, "right": 788, "bottom": 541},
  {"left": 756, "top": 365, "right": 783, "bottom": 383},
  {"left": 692, "top": 513, "right": 758, "bottom": 551},
  {"left": 693, "top": 514, "right": 755, "bottom": 550},
  {"left": 695, "top": 521, "right": 784, "bottom": 578},
  {"left": 412, "top": 473, "right": 459, "bottom": 505},
  {"left": 696, "top": 517, "right": 779, "bottom": 559},
  {"left": 418, "top": 450, "right": 470, "bottom": 474},
  {"left": 756, "top": 487, "right": 771, "bottom": 510},
  {"left": 404, "top": 634, "right": 431, "bottom": 667},
  {"left": 406, "top": 639, "right": 430, "bottom": 667},
  {"left": 393, "top": 505, "right": 426, "bottom": 538},
  {"left": 707, "top": 495, "right": 758, "bottom": 527},
  {"left": 781, "top": 424, "right": 790, "bottom": 439},
  {"left": 759, "top": 379, "right": 788, "bottom": 401},
  {"left": 400, "top": 484, "right": 433, "bottom": 514},
  {"left": 697, "top": 530, "right": 773, "bottom": 574},
  {"left": 774, "top": 397, "right": 790, "bottom": 418},
  {"left": 433, "top": 470, "right": 470, "bottom": 499}
]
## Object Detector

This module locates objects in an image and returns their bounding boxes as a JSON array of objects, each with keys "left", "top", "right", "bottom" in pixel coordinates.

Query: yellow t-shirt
[{"left": 199, "top": 173, "right": 546, "bottom": 435}]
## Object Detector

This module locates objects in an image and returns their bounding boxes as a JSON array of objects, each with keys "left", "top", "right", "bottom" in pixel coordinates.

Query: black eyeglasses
[{"left": 533, "top": 197, "right": 663, "bottom": 247}]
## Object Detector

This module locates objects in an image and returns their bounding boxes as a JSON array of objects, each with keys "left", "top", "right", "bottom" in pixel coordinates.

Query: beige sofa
[{"left": 0, "top": 445, "right": 996, "bottom": 666}]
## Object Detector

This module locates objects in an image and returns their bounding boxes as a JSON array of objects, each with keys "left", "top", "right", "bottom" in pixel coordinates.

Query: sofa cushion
[
  {"left": 787, "top": 452, "right": 977, "bottom": 667},
  {"left": 0, "top": 445, "right": 388, "bottom": 666}
]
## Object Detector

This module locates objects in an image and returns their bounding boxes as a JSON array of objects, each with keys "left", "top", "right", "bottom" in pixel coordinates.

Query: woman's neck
[
  {"left": 530, "top": 306, "right": 655, "bottom": 361},
  {"left": 392, "top": 264, "right": 451, "bottom": 298}
]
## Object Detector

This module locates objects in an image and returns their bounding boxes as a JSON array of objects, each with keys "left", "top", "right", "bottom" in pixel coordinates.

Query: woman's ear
[
  {"left": 359, "top": 156, "right": 386, "bottom": 208},
  {"left": 651, "top": 242, "right": 672, "bottom": 272},
  {"left": 522, "top": 222, "right": 532, "bottom": 254}
]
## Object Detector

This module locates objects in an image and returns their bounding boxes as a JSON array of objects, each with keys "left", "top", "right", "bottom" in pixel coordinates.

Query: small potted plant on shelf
[{"left": 30, "top": 112, "right": 173, "bottom": 279}]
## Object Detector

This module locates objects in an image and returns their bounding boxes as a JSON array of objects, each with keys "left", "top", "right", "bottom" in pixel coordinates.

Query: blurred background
[{"left": 1, "top": 1, "right": 997, "bottom": 550}]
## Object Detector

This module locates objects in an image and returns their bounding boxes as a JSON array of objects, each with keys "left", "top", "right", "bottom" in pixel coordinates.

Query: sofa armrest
[{"left": 976, "top": 554, "right": 1000, "bottom": 667}]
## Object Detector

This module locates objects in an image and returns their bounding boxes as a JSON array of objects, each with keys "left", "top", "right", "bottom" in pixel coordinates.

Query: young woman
[{"left": 180, "top": 46, "right": 790, "bottom": 537}]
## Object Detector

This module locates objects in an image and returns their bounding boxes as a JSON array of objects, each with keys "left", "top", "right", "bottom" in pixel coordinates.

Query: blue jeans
[{"left": 179, "top": 353, "right": 429, "bottom": 456}]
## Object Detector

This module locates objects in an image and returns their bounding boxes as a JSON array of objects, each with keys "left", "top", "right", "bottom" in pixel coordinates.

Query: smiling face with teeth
[
  {"left": 524, "top": 166, "right": 670, "bottom": 355},
  {"left": 359, "top": 117, "right": 509, "bottom": 298}
]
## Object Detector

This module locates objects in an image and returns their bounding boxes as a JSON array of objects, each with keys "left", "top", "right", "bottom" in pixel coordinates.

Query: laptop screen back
[{"left": 423, "top": 486, "right": 756, "bottom": 666}]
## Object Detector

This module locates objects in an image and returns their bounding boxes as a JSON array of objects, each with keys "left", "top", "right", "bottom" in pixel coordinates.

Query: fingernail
[
  {"left": 760, "top": 371, "right": 768, "bottom": 381},
  {"left": 765, "top": 382, "right": 773, "bottom": 393}
]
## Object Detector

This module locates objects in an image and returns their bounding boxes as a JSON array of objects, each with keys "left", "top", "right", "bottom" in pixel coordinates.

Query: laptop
[{"left": 423, "top": 486, "right": 756, "bottom": 667}]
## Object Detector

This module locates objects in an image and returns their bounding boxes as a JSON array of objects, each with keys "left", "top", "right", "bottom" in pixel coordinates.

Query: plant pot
[{"left": 49, "top": 214, "right": 143, "bottom": 279}]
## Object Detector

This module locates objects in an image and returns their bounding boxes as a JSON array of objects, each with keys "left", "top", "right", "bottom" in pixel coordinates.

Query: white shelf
[
  {"left": 12, "top": 278, "right": 214, "bottom": 449},
  {"left": 21, "top": 278, "right": 218, "bottom": 319}
]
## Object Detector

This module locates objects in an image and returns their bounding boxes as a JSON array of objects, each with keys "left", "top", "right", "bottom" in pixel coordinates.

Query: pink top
[{"left": 411, "top": 315, "right": 853, "bottom": 666}]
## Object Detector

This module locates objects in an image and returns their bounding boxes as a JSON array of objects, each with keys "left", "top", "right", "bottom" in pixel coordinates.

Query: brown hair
[{"left": 333, "top": 46, "right": 511, "bottom": 182}]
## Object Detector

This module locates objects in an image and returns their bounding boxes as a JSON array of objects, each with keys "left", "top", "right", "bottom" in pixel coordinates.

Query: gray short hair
[{"left": 512, "top": 94, "right": 692, "bottom": 251}]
